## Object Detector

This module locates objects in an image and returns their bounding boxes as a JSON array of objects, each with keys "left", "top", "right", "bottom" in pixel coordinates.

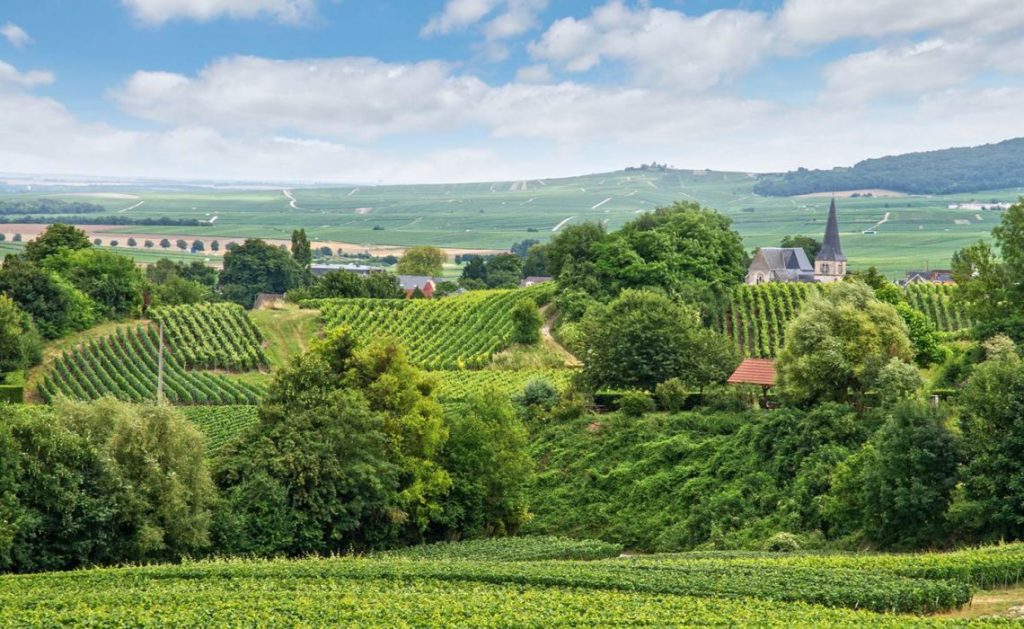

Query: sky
[{"left": 1, "top": 0, "right": 1024, "bottom": 184}]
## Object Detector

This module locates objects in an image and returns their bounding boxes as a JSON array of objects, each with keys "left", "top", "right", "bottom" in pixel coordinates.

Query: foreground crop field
[{"left": 2, "top": 537, "right": 1022, "bottom": 625}]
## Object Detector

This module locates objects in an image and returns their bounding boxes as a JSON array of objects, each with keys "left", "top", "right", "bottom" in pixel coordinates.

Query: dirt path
[
  {"left": 282, "top": 189, "right": 298, "bottom": 209},
  {"left": 540, "top": 305, "right": 581, "bottom": 367}
]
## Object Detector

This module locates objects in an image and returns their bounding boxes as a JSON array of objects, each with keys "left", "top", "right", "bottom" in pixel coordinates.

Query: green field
[{"left": 5, "top": 169, "right": 1019, "bottom": 275}]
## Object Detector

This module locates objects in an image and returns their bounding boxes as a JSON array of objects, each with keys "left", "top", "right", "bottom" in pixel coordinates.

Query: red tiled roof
[{"left": 728, "top": 359, "right": 777, "bottom": 387}]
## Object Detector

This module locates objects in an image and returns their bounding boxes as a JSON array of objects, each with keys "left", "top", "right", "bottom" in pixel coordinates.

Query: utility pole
[{"left": 157, "top": 322, "right": 165, "bottom": 405}]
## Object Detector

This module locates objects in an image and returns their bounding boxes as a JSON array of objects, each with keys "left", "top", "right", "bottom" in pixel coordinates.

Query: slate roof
[
  {"left": 397, "top": 275, "right": 441, "bottom": 290},
  {"left": 817, "top": 198, "right": 846, "bottom": 262},
  {"left": 758, "top": 247, "right": 813, "bottom": 272},
  {"left": 728, "top": 359, "right": 778, "bottom": 387}
]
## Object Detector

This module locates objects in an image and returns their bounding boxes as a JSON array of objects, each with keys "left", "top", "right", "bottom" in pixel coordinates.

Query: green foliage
[
  {"left": 397, "top": 245, "right": 446, "bottom": 276},
  {"left": 149, "top": 303, "right": 268, "bottom": 371},
  {"left": 387, "top": 536, "right": 622, "bottom": 561},
  {"left": 290, "top": 229, "right": 311, "bottom": 269},
  {"left": 545, "top": 222, "right": 605, "bottom": 280},
  {"left": 873, "top": 358, "right": 924, "bottom": 407},
  {"left": 579, "top": 290, "right": 731, "bottom": 391},
  {"left": 754, "top": 137, "right": 1024, "bottom": 195},
  {"left": 43, "top": 247, "right": 145, "bottom": 319},
  {"left": 22, "top": 223, "right": 91, "bottom": 262},
  {"left": 513, "top": 378, "right": 560, "bottom": 411},
  {"left": 522, "top": 244, "right": 549, "bottom": 276},
  {"left": 764, "top": 532, "right": 801, "bottom": 552},
  {"left": 308, "top": 286, "right": 551, "bottom": 370},
  {"left": 779, "top": 235, "right": 821, "bottom": 261},
  {"left": 510, "top": 298, "right": 542, "bottom": 344},
  {"left": 40, "top": 324, "right": 265, "bottom": 405},
  {"left": 617, "top": 390, "right": 654, "bottom": 417},
  {"left": 777, "top": 282, "right": 914, "bottom": 407},
  {"left": 655, "top": 378, "right": 689, "bottom": 412},
  {"left": 219, "top": 239, "right": 302, "bottom": 307},
  {"left": 823, "top": 402, "right": 959, "bottom": 549},
  {"left": 431, "top": 369, "right": 573, "bottom": 406},
  {"left": 0, "top": 256, "right": 97, "bottom": 339},
  {"left": 0, "top": 295, "right": 41, "bottom": 378},
  {"left": 151, "top": 275, "right": 209, "bottom": 306},
  {"left": 0, "top": 399, "right": 214, "bottom": 572},
  {"left": 179, "top": 405, "right": 259, "bottom": 454}
]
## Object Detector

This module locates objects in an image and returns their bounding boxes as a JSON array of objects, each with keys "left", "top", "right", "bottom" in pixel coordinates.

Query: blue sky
[{"left": 1, "top": 0, "right": 1023, "bottom": 183}]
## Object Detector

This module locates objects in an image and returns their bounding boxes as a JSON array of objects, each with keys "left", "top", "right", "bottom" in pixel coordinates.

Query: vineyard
[
  {"left": 3, "top": 539, "right": 1021, "bottom": 624},
  {"left": 38, "top": 325, "right": 265, "bottom": 406},
  {"left": 150, "top": 303, "right": 268, "bottom": 371},
  {"left": 180, "top": 405, "right": 260, "bottom": 453},
  {"left": 431, "top": 369, "right": 576, "bottom": 404},
  {"left": 306, "top": 287, "right": 550, "bottom": 370},
  {"left": 721, "top": 282, "right": 972, "bottom": 358}
]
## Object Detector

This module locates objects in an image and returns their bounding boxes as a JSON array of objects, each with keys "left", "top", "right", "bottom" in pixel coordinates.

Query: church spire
[{"left": 817, "top": 197, "right": 846, "bottom": 262}]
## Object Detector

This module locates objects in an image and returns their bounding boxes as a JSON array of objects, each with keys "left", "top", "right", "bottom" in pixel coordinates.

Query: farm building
[
  {"left": 520, "top": 276, "right": 554, "bottom": 287},
  {"left": 746, "top": 198, "right": 846, "bottom": 285},
  {"left": 397, "top": 275, "right": 440, "bottom": 299},
  {"left": 902, "top": 270, "right": 955, "bottom": 285},
  {"left": 311, "top": 263, "right": 384, "bottom": 278}
]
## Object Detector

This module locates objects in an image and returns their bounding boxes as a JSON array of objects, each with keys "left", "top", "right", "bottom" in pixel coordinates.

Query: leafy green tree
[
  {"left": 160, "top": 238, "right": 171, "bottom": 249},
  {"left": 0, "top": 296, "right": 42, "bottom": 379},
  {"left": 511, "top": 298, "right": 542, "bottom": 344},
  {"left": 824, "top": 401, "right": 959, "bottom": 549},
  {"left": 954, "top": 344, "right": 1024, "bottom": 541},
  {"left": 397, "top": 246, "right": 446, "bottom": 276},
  {"left": 210, "top": 240, "right": 220, "bottom": 252},
  {"left": 894, "top": 302, "right": 943, "bottom": 366},
  {"left": 290, "top": 229, "right": 311, "bottom": 269},
  {"left": 213, "top": 330, "right": 451, "bottom": 555},
  {"left": 777, "top": 282, "right": 914, "bottom": 408},
  {"left": 484, "top": 253, "right": 523, "bottom": 288},
  {"left": 364, "top": 272, "right": 404, "bottom": 299},
  {"left": 461, "top": 256, "right": 487, "bottom": 282},
  {"left": 545, "top": 222, "right": 605, "bottom": 280},
  {"left": 780, "top": 235, "right": 822, "bottom": 261},
  {"left": 312, "top": 270, "right": 368, "bottom": 299},
  {"left": 44, "top": 248, "right": 144, "bottom": 319},
  {"left": 522, "top": 244, "right": 549, "bottom": 277},
  {"left": 435, "top": 392, "right": 532, "bottom": 538},
  {"left": 175, "top": 239, "right": 188, "bottom": 251},
  {"left": 144, "top": 240, "right": 154, "bottom": 248},
  {"left": 219, "top": 239, "right": 302, "bottom": 307},
  {"left": 23, "top": 223, "right": 91, "bottom": 262},
  {"left": 151, "top": 275, "right": 209, "bottom": 306},
  {"left": 579, "top": 289, "right": 716, "bottom": 391},
  {"left": 0, "top": 256, "right": 96, "bottom": 338},
  {"left": 510, "top": 239, "right": 540, "bottom": 259},
  {"left": 191, "top": 240, "right": 204, "bottom": 253}
]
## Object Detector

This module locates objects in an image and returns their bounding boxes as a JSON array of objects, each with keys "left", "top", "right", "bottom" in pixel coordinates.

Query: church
[{"left": 745, "top": 198, "right": 846, "bottom": 285}]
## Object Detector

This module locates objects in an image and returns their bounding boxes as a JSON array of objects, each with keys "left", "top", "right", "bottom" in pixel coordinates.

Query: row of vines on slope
[
  {"left": 305, "top": 286, "right": 550, "bottom": 370},
  {"left": 149, "top": 303, "right": 268, "bottom": 371},
  {"left": 721, "top": 283, "right": 972, "bottom": 358},
  {"left": 39, "top": 325, "right": 265, "bottom": 405}
]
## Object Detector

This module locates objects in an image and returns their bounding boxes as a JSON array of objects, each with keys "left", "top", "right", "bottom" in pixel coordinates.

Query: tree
[
  {"left": 175, "top": 239, "right": 188, "bottom": 251},
  {"left": 152, "top": 276, "right": 209, "bottom": 306},
  {"left": 522, "top": 244, "right": 549, "bottom": 277},
  {"left": 461, "top": 256, "right": 487, "bottom": 282},
  {"left": 109, "top": 240, "right": 119, "bottom": 247},
  {"left": 23, "top": 223, "right": 91, "bottom": 262},
  {"left": 510, "top": 298, "right": 542, "bottom": 344},
  {"left": 290, "top": 229, "right": 311, "bottom": 269},
  {"left": 579, "top": 289, "right": 715, "bottom": 391},
  {"left": 777, "top": 282, "right": 914, "bottom": 408},
  {"left": 0, "top": 296, "right": 42, "bottom": 379},
  {"left": 511, "top": 239, "right": 540, "bottom": 259},
  {"left": 312, "top": 270, "right": 368, "bottom": 299},
  {"left": 160, "top": 239, "right": 171, "bottom": 249},
  {"left": 824, "top": 401, "right": 959, "bottom": 549},
  {"left": 545, "top": 222, "right": 605, "bottom": 280},
  {"left": 191, "top": 240, "right": 205, "bottom": 253},
  {"left": 954, "top": 344, "right": 1024, "bottom": 541},
  {"left": 484, "top": 253, "right": 522, "bottom": 288},
  {"left": 144, "top": 240, "right": 154, "bottom": 249},
  {"left": 210, "top": 240, "right": 220, "bottom": 252},
  {"left": 92, "top": 238, "right": 102, "bottom": 246},
  {"left": 44, "top": 248, "right": 144, "bottom": 319},
  {"left": 319, "top": 246, "right": 332, "bottom": 257},
  {"left": 364, "top": 272, "right": 404, "bottom": 299},
  {"left": 219, "top": 239, "right": 302, "bottom": 307},
  {"left": 127, "top": 238, "right": 137, "bottom": 248},
  {"left": 0, "top": 257, "right": 96, "bottom": 338},
  {"left": 12, "top": 234, "right": 21, "bottom": 242},
  {"left": 213, "top": 330, "right": 451, "bottom": 555},
  {"left": 780, "top": 235, "right": 822, "bottom": 261},
  {"left": 397, "top": 246, "right": 446, "bottom": 276}
]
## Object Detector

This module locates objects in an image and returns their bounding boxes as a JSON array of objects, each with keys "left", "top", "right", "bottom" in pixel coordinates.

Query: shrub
[
  {"left": 617, "top": 390, "right": 654, "bottom": 418},
  {"left": 655, "top": 378, "right": 689, "bottom": 412},
  {"left": 514, "top": 379, "right": 559, "bottom": 410},
  {"left": 765, "top": 532, "right": 801, "bottom": 552}
]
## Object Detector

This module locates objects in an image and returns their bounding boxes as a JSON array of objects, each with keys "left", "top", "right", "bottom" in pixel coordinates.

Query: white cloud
[
  {"left": 1, "top": 23, "right": 31, "bottom": 49},
  {"left": 529, "top": 1, "right": 773, "bottom": 90},
  {"left": 514, "top": 63, "right": 551, "bottom": 84},
  {"left": 121, "top": 0, "right": 317, "bottom": 25},
  {"left": 0, "top": 61, "right": 53, "bottom": 87},
  {"left": 423, "top": 0, "right": 548, "bottom": 49},
  {"left": 422, "top": 0, "right": 503, "bottom": 36}
]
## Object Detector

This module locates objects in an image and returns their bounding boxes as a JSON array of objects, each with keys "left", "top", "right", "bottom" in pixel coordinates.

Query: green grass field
[{"left": 5, "top": 169, "right": 1019, "bottom": 276}]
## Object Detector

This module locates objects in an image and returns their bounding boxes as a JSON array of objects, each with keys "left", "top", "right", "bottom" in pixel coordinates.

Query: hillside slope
[{"left": 754, "top": 137, "right": 1024, "bottom": 196}]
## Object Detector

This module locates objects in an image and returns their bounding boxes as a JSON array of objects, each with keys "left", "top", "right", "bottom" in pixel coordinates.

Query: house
[
  {"left": 397, "top": 275, "right": 440, "bottom": 299},
  {"left": 745, "top": 248, "right": 815, "bottom": 284},
  {"left": 903, "top": 270, "right": 955, "bottom": 285},
  {"left": 520, "top": 276, "right": 554, "bottom": 287},
  {"left": 311, "top": 263, "right": 383, "bottom": 278},
  {"left": 745, "top": 197, "right": 847, "bottom": 285}
]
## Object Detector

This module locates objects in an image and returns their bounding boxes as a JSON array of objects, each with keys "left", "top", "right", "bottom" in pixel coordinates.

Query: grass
[
  {"left": 939, "top": 584, "right": 1024, "bottom": 619},
  {"left": 249, "top": 304, "right": 321, "bottom": 369}
]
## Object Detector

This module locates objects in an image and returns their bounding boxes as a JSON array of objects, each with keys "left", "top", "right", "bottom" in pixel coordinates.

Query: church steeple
[{"left": 814, "top": 197, "right": 846, "bottom": 282}]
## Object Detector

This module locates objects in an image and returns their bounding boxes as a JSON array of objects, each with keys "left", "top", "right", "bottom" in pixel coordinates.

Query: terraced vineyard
[
  {"left": 431, "top": 369, "right": 576, "bottom": 404},
  {"left": 721, "top": 282, "right": 972, "bottom": 358},
  {"left": 2, "top": 538, "right": 1020, "bottom": 624},
  {"left": 150, "top": 303, "right": 268, "bottom": 371},
  {"left": 307, "top": 287, "right": 551, "bottom": 370},
  {"left": 180, "top": 405, "right": 260, "bottom": 452}
]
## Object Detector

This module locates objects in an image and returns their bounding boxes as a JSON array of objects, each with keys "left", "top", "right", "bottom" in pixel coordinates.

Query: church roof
[
  {"left": 757, "top": 247, "right": 813, "bottom": 272},
  {"left": 818, "top": 198, "right": 846, "bottom": 262}
]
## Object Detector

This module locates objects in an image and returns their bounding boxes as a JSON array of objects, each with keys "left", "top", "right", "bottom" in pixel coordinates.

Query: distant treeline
[
  {"left": 754, "top": 137, "right": 1024, "bottom": 196},
  {"left": 0, "top": 200, "right": 106, "bottom": 215},
  {"left": 0, "top": 216, "right": 205, "bottom": 227}
]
